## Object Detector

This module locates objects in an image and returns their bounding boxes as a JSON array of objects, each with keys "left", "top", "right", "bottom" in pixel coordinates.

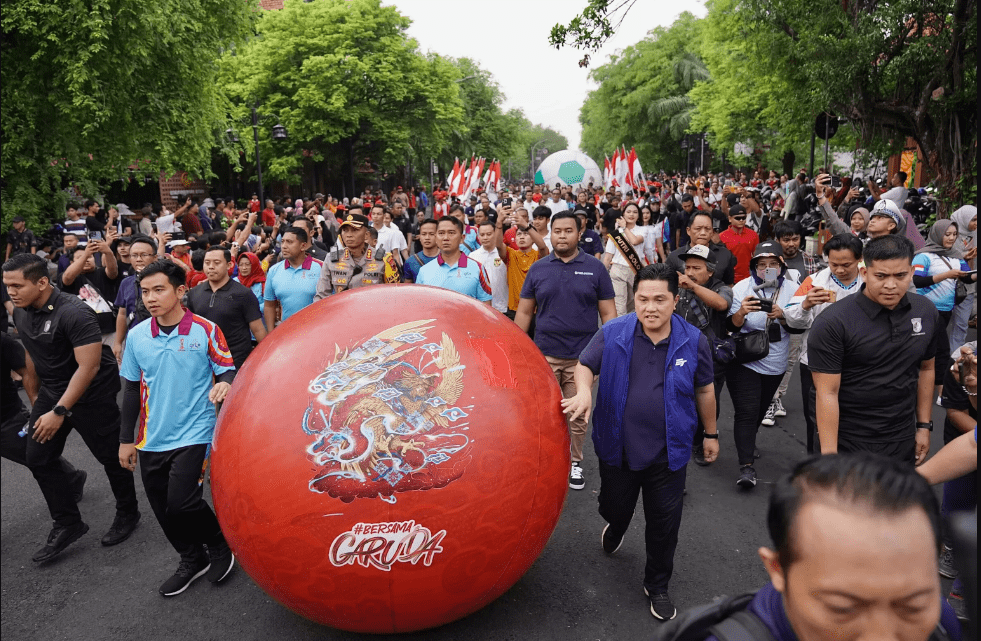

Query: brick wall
[{"left": 159, "top": 171, "right": 211, "bottom": 210}]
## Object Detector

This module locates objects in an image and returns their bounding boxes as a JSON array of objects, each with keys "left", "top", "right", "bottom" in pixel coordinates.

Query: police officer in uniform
[{"left": 314, "top": 213, "right": 399, "bottom": 300}]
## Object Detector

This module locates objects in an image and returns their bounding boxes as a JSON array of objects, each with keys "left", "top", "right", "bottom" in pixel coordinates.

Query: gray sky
[{"left": 394, "top": 0, "right": 707, "bottom": 154}]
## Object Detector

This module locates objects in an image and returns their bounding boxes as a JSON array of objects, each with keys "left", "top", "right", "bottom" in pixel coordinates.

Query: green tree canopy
[
  {"left": 578, "top": 12, "right": 706, "bottom": 172},
  {"left": 1, "top": 0, "right": 257, "bottom": 229},
  {"left": 218, "top": 0, "right": 465, "bottom": 197}
]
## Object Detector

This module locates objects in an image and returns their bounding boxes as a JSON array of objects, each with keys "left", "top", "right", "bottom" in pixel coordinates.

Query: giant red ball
[{"left": 211, "top": 285, "right": 570, "bottom": 633}]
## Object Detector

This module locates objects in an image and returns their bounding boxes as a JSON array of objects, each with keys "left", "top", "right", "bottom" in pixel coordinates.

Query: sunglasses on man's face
[{"left": 732, "top": 215, "right": 747, "bottom": 221}]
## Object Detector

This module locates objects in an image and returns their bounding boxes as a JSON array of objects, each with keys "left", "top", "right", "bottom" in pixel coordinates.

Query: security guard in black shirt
[{"left": 2, "top": 254, "right": 139, "bottom": 562}]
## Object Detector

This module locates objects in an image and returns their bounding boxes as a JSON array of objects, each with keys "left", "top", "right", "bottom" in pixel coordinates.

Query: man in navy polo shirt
[
  {"left": 415, "top": 217, "right": 493, "bottom": 304},
  {"left": 562, "top": 264, "right": 718, "bottom": 621},
  {"left": 516, "top": 211, "right": 616, "bottom": 490},
  {"left": 263, "top": 227, "right": 323, "bottom": 329}
]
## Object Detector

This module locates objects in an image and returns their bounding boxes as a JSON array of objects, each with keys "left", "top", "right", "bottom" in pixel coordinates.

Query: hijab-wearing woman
[
  {"left": 234, "top": 252, "right": 266, "bottom": 312},
  {"left": 949, "top": 206, "right": 978, "bottom": 351}
]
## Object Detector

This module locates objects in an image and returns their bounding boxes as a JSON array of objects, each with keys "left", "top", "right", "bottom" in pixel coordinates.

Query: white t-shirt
[
  {"left": 469, "top": 246, "right": 508, "bottom": 313},
  {"left": 377, "top": 224, "right": 407, "bottom": 256},
  {"left": 155, "top": 213, "right": 177, "bottom": 234},
  {"left": 546, "top": 199, "right": 567, "bottom": 217},
  {"left": 879, "top": 186, "right": 909, "bottom": 207},
  {"left": 604, "top": 228, "right": 646, "bottom": 267}
]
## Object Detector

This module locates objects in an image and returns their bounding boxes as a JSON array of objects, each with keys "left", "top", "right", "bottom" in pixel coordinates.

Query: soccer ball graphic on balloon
[
  {"left": 534, "top": 149, "right": 603, "bottom": 189},
  {"left": 211, "top": 285, "right": 570, "bottom": 633}
]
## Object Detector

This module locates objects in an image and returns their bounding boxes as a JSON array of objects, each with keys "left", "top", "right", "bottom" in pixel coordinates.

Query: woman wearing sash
[{"left": 602, "top": 202, "right": 648, "bottom": 316}]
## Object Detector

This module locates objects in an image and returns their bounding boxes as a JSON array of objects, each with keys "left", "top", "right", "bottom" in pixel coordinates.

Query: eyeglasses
[{"left": 130, "top": 252, "right": 155, "bottom": 259}]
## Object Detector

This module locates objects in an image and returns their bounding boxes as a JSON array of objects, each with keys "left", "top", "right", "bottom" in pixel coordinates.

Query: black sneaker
[
  {"left": 32, "top": 522, "right": 89, "bottom": 563},
  {"left": 101, "top": 511, "right": 140, "bottom": 546},
  {"left": 159, "top": 556, "right": 211, "bottom": 597},
  {"left": 737, "top": 465, "right": 757, "bottom": 489},
  {"left": 938, "top": 545, "right": 958, "bottom": 579},
  {"left": 601, "top": 523, "right": 624, "bottom": 555},
  {"left": 947, "top": 588, "right": 969, "bottom": 621},
  {"left": 206, "top": 540, "right": 235, "bottom": 584},
  {"left": 645, "top": 589, "right": 677, "bottom": 620},
  {"left": 569, "top": 462, "right": 585, "bottom": 490},
  {"left": 70, "top": 469, "right": 87, "bottom": 503},
  {"left": 692, "top": 446, "right": 710, "bottom": 467}
]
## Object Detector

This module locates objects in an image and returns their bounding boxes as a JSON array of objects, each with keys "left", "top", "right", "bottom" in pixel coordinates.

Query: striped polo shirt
[{"left": 120, "top": 309, "right": 235, "bottom": 451}]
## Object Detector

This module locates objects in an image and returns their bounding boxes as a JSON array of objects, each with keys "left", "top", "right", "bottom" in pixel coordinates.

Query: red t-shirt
[
  {"left": 248, "top": 199, "right": 261, "bottom": 213},
  {"left": 719, "top": 226, "right": 759, "bottom": 282},
  {"left": 262, "top": 208, "right": 276, "bottom": 227}
]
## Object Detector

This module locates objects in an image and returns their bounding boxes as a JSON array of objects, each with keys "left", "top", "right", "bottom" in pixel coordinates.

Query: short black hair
[
  {"left": 67, "top": 246, "right": 85, "bottom": 261},
  {"left": 550, "top": 211, "right": 581, "bottom": 231},
  {"left": 896, "top": 171, "right": 908, "bottom": 183},
  {"left": 419, "top": 218, "right": 438, "bottom": 231},
  {"left": 84, "top": 199, "right": 98, "bottom": 209},
  {"left": 477, "top": 221, "right": 496, "bottom": 232},
  {"left": 438, "top": 216, "right": 464, "bottom": 233},
  {"left": 205, "top": 246, "right": 232, "bottom": 262},
  {"left": 129, "top": 235, "right": 158, "bottom": 254},
  {"left": 137, "top": 259, "right": 186, "bottom": 291},
  {"left": 66, "top": 203, "right": 77, "bottom": 211},
  {"left": 687, "top": 211, "right": 713, "bottom": 229},
  {"left": 633, "top": 263, "right": 679, "bottom": 294},
  {"left": 823, "top": 233, "right": 863, "bottom": 259},
  {"left": 2, "top": 253, "right": 49, "bottom": 283},
  {"left": 367, "top": 226, "right": 379, "bottom": 241},
  {"left": 209, "top": 232, "right": 227, "bottom": 247},
  {"left": 680, "top": 194, "right": 695, "bottom": 204},
  {"left": 190, "top": 249, "right": 206, "bottom": 271},
  {"left": 532, "top": 206, "right": 552, "bottom": 220},
  {"left": 773, "top": 220, "right": 804, "bottom": 239},
  {"left": 284, "top": 227, "right": 309, "bottom": 244},
  {"left": 863, "top": 234, "right": 914, "bottom": 266},
  {"left": 768, "top": 453, "right": 941, "bottom": 568},
  {"left": 448, "top": 203, "right": 465, "bottom": 216}
]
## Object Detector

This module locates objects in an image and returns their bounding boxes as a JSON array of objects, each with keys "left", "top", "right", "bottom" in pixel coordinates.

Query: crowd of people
[{"left": 1, "top": 168, "right": 977, "bottom": 638}]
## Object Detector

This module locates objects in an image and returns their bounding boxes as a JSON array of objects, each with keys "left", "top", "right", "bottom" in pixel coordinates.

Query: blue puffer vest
[{"left": 591, "top": 313, "right": 702, "bottom": 471}]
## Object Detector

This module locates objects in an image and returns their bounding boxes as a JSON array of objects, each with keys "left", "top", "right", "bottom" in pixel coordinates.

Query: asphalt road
[{"left": 1, "top": 364, "right": 957, "bottom": 641}]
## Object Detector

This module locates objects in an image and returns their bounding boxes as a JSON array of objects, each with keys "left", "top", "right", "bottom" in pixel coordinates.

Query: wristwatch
[
  {"left": 703, "top": 433, "right": 719, "bottom": 439},
  {"left": 915, "top": 421, "right": 933, "bottom": 431},
  {"left": 53, "top": 405, "right": 72, "bottom": 418}
]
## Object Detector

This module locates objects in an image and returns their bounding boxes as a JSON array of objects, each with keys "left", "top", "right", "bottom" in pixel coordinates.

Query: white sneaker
[
  {"left": 569, "top": 463, "right": 585, "bottom": 490},
  {"left": 761, "top": 403, "right": 776, "bottom": 427},
  {"left": 773, "top": 398, "right": 787, "bottom": 417}
]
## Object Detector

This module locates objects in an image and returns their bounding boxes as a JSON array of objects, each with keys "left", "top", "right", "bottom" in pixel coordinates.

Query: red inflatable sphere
[{"left": 211, "top": 285, "right": 570, "bottom": 633}]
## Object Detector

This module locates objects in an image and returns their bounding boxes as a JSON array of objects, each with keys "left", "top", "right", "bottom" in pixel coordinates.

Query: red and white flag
[{"left": 448, "top": 158, "right": 462, "bottom": 196}]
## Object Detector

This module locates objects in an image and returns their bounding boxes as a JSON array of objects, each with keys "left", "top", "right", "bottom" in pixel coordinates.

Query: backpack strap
[{"left": 708, "top": 610, "right": 778, "bottom": 641}]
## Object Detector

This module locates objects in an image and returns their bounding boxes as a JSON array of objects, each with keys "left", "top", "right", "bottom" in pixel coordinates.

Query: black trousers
[
  {"left": 799, "top": 363, "right": 818, "bottom": 454},
  {"left": 838, "top": 434, "right": 916, "bottom": 465},
  {"left": 598, "top": 458, "right": 686, "bottom": 594},
  {"left": 139, "top": 444, "right": 223, "bottom": 559},
  {"left": 693, "top": 371, "right": 726, "bottom": 443},
  {"left": 1, "top": 408, "right": 80, "bottom": 519},
  {"left": 726, "top": 363, "right": 784, "bottom": 466},
  {"left": 26, "top": 388, "right": 137, "bottom": 527},
  {"left": 936, "top": 310, "right": 953, "bottom": 386}
]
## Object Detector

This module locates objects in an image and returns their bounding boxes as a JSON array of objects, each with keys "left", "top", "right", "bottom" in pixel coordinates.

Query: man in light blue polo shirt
[
  {"left": 416, "top": 217, "right": 493, "bottom": 304},
  {"left": 117, "top": 260, "right": 237, "bottom": 597},
  {"left": 263, "top": 227, "right": 323, "bottom": 329}
]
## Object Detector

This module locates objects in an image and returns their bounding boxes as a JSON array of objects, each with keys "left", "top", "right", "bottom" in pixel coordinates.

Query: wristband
[
  {"left": 915, "top": 421, "right": 933, "bottom": 431},
  {"left": 703, "top": 433, "right": 719, "bottom": 439}
]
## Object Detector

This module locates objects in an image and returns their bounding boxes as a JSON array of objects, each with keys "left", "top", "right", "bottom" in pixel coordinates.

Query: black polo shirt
[
  {"left": 12, "top": 288, "right": 120, "bottom": 401},
  {"left": 185, "top": 278, "right": 262, "bottom": 370},
  {"left": 807, "top": 287, "right": 940, "bottom": 443}
]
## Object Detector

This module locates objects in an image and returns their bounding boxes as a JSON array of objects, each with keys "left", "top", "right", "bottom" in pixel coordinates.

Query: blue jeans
[{"left": 949, "top": 293, "right": 974, "bottom": 353}]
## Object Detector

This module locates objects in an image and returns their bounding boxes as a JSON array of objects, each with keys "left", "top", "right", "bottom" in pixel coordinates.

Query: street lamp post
[
  {"left": 227, "top": 102, "right": 288, "bottom": 209},
  {"left": 530, "top": 139, "right": 548, "bottom": 182}
]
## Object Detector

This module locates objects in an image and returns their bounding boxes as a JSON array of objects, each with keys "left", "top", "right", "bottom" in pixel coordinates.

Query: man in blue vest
[{"left": 563, "top": 263, "right": 719, "bottom": 621}]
